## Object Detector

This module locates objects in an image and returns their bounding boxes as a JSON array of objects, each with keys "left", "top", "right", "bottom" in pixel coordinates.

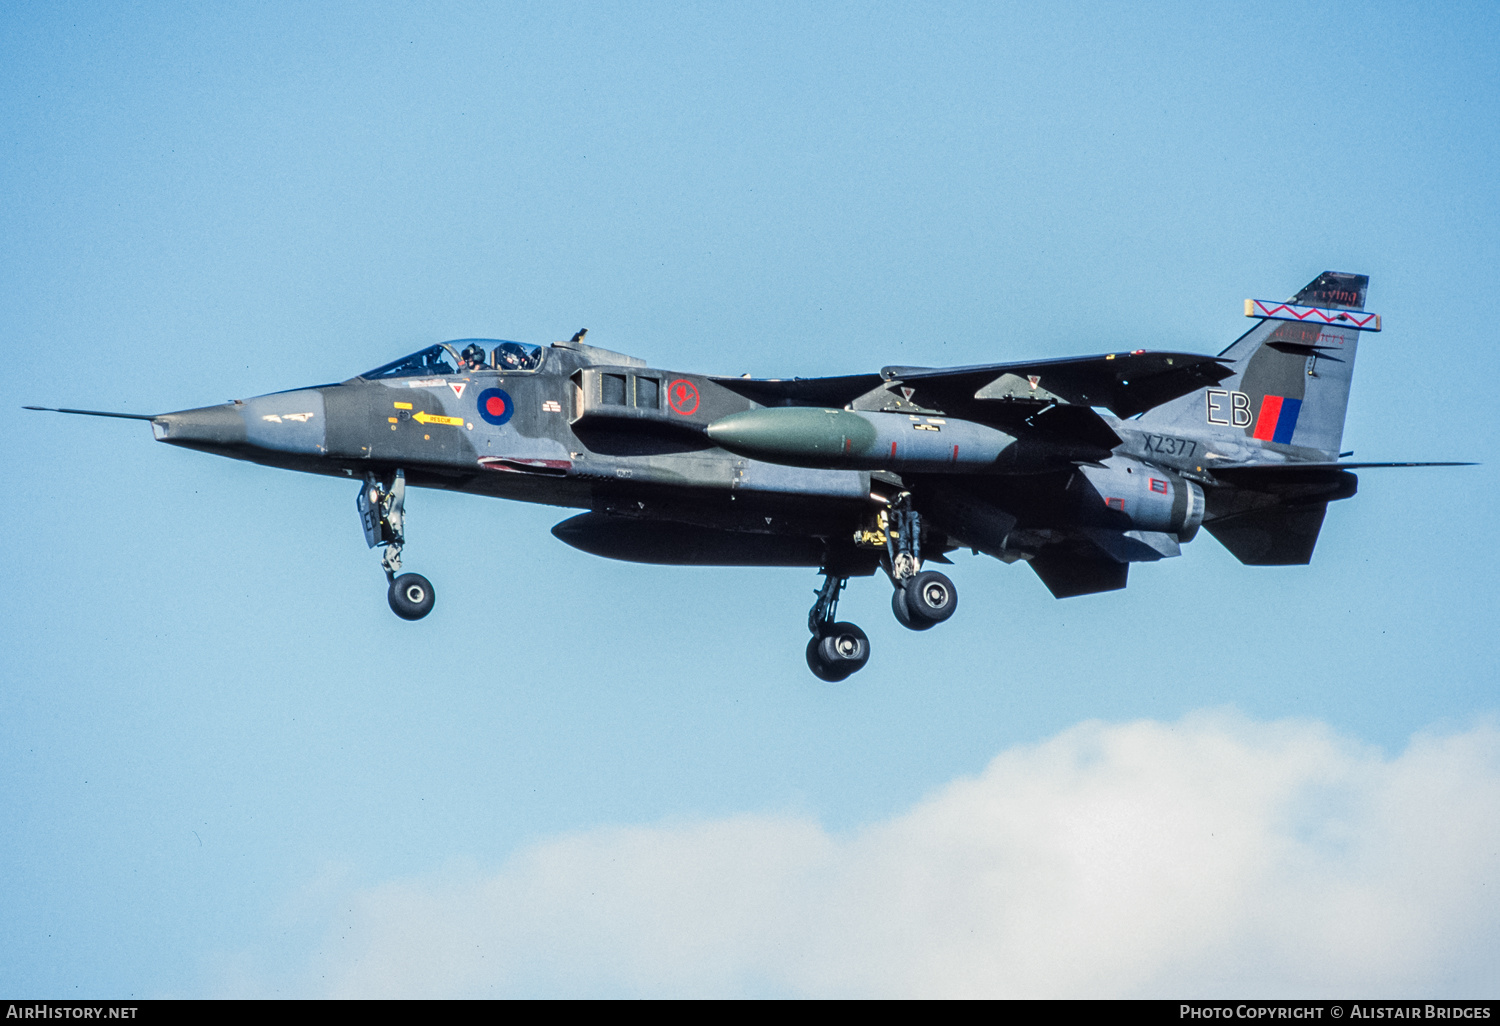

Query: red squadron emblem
[{"left": 668, "top": 379, "right": 700, "bottom": 416}]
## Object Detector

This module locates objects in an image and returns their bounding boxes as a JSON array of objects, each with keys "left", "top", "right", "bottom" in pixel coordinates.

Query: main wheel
[
  {"left": 892, "top": 584, "right": 933, "bottom": 631},
  {"left": 806, "top": 636, "right": 845, "bottom": 681},
  {"left": 904, "top": 570, "right": 957, "bottom": 627},
  {"left": 388, "top": 572, "right": 435, "bottom": 621},
  {"left": 806, "top": 622, "right": 870, "bottom": 681},
  {"left": 818, "top": 622, "right": 870, "bottom": 672}
]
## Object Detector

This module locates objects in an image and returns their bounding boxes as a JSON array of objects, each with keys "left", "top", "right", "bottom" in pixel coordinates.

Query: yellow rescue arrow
[{"left": 413, "top": 410, "right": 464, "bottom": 427}]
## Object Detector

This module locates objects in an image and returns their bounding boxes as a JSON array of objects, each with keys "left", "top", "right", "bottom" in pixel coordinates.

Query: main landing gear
[
  {"left": 800, "top": 492, "right": 961, "bottom": 680},
  {"left": 806, "top": 572, "right": 870, "bottom": 682},
  {"left": 891, "top": 570, "right": 958, "bottom": 630},
  {"left": 884, "top": 492, "right": 958, "bottom": 632},
  {"left": 357, "top": 469, "right": 435, "bottom": 621}
]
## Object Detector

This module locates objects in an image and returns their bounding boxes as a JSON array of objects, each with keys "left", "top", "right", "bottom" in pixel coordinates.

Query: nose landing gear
[
  {"left": 806, "top": 571, "right": 870, "bottom": 681},
  {"left": 357, "top": 469, "right": 436, "bottom": 621}
]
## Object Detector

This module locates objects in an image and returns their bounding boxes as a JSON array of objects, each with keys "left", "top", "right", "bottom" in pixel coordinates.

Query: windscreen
[{"left": 362, "top": 344, "right": 460, "bottom": 380}]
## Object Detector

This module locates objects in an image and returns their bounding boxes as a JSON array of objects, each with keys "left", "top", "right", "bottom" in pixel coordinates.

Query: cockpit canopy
[{"left": 362, "top": 339, "right": 544, "bottom": 380}]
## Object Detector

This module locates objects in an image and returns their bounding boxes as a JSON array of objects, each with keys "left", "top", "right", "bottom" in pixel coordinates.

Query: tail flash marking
[
  {"left": 1252, "top": 395, "right": 1303, "bottom": 444},
  {"left": 1245, "top": 298, "right": 1381, "bottom": 332},
  {"left": 1273, "top": 398, "right": 1303, "bottom": 444},
  {"left": 1252, "top": 395, "right": 1283, "bottom": 440}
]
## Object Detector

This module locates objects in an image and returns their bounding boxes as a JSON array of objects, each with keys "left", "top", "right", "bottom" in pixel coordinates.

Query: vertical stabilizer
[{"left": 1137, "top": 272, "right": 1371, "bottom": 459}]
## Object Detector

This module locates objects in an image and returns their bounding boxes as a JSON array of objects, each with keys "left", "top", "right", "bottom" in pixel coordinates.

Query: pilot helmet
[
  {"left": 461, "top": 343, "right": 486, "bottom": 367},
  {"left": 496, "top": 342, "right": 526, "bottom": 368}
]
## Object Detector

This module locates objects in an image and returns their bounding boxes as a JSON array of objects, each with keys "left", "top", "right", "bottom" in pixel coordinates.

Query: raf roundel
[{"left": 477, "top": 387, "right": 515, "bottom": 427}]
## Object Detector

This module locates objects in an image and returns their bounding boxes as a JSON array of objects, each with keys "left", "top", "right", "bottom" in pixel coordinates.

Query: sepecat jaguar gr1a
[{"left": 29, "top": 273, "right": 1468, "bottom": 680}]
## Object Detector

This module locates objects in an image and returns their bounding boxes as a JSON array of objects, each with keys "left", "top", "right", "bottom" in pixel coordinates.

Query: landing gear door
[
  {"left": 357, "top": 471, "right": 405, "bottom": 548},
  {"left": 357, "top": 481, "right": 382, "bottom": 548}
]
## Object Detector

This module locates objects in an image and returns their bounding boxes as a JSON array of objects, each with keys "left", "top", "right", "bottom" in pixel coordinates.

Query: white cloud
[{"left": 304, "top": 712, "right": 1500, "bottom": 997}]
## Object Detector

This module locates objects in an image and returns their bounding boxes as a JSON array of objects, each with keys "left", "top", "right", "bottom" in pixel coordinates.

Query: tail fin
[{"left": 1137, "top": 272, "right": 1371, "bottom": 458}]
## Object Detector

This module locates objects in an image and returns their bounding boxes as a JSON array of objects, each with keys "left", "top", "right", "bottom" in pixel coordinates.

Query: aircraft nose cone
[
  {"left": 241, "top": 390, "right": 327, "bottom": 455},
  {"left": 151, "top": 403, "right": 248, "bottom": 448}
]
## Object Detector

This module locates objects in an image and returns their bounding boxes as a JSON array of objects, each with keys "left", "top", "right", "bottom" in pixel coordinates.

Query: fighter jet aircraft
[{"left": 28, "top": 272, "right": 1467, "bottom": 680}]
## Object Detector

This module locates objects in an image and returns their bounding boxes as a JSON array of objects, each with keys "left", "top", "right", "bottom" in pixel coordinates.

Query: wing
[
  {"left": 884, "top": 350, "right": 1233, "bottom": 420},
  {"left": 712, "top": 351, "right": 1230, "bottom": 453},
  {"left": 713, "top": 352, "right": 1227, "bottom": 417},
  {"left": 708, "top": 373, "right": 885, "bottom": 408}
]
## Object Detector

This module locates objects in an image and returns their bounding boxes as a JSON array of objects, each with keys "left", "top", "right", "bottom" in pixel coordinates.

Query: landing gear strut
[
  {"left": 357, "top": 469, "right": 435, "bottom": 621},
  {"left": 884, "top": 492, "right": 957, "bottom": 631},
  {"left": 806, "top": 570, "right": 870, "bottom": 681}
]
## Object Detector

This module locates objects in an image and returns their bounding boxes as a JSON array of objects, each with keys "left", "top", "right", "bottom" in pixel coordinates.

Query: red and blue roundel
[{"left": 477, "top": 387, "right": 515, "bottom": 426}]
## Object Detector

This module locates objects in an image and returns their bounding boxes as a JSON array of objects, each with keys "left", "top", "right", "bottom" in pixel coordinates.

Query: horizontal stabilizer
[
  {"left": 1205, "top": 504, "right": 1328, "bottom": 565},
  {"left": 1216, "top": 461, "right": 1473, "bottom": 474},
  {"left": 1211, "top": 461, "right": 1473, "bottom": 489}
]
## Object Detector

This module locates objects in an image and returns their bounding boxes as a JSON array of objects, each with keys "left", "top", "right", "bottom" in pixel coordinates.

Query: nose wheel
[
  {"left": 357, "top": 470, "right": 436, "bottom": 621},
  {"left": 388, "top": 572, "right": 435, "bottom": 620}
]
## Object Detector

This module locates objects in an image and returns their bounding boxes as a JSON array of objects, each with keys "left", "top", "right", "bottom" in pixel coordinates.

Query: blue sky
[{"left": 3, "top": 2, "right": 1497, "bottom": 997}]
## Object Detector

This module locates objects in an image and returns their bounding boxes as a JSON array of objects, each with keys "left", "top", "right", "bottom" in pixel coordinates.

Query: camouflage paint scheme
[
  {"left": 147, "top": 337, "right": 882, "bottom": 570},
  {"left": 29, "top": 273, "right": 1466, "bottom": 675}
]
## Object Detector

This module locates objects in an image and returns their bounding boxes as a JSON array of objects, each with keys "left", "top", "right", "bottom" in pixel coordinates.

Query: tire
[
  {"left": 892, "top": 585, "right": 933, "bottom": 631},
  {"left": 817, "top": 622, "right": 870, "bottom": 676},
  {"left": 806, "top": 622, "right": 870, "bottom": 681},
  {"left": 806, "top": 636, "right": 849, "bottom": 682},
  {"left": 904, "top": 570, "right": 957, "bottom": 626},
  {"left": 388, "top": 572, "right": 435, "bottom": 621}
]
